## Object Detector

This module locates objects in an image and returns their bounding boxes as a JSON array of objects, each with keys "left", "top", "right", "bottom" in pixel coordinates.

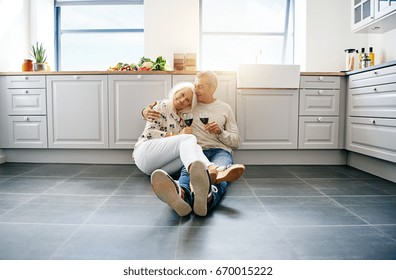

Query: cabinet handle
[
  {"left": 73, "top": 75, "right": 80, "bottom": 80},
  {"left": 369, "top": 118, "right": 375, "bottom": 124},
  {"left": 373, "top": 87, "right": 377, "bottom": 92},
  {"left": 373, "top": 71, "right": 378, "bottom": 75},
  {"left": 319, "top": 76, "right": 324, "bottom": 81},
  {"left": 24, "top": 116, "right": 29, "bottom": 121},
  {"left": 318, "top": 90, "right": 324, "bottom": 94},
  {"left": 317, "top": 117, "right": 323, "bottom": 122},
  {"left": 137, "top": 75, "right": 142, "bottom": 79},
  {"left": 25, "top": 90, "right": 29, "bottom": 94},
  {"left": 237, "top": 89, "right": 242, "bottom": 94},
  {"left": 25, "top": 76, "right": 29, "bottom": 80}
]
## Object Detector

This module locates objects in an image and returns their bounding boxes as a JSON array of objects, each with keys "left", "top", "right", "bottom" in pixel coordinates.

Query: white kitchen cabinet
[
  {"left": 299, "top": 117, "right": 339, "bottom": 149},
  {"left": 7, "top": 89, "right": 46, "bottom": 115},
  {"left": 47, "top": 75, "right": 108, "bottom": 149},
  {"left": 352, "top": 0, "right": 375, "bottom": 31},
  {"left": 7, "top": 116, "right": 47, "bottom": 148},
  {"left": 172, "top": 74, "right": 237, "bottom": 113},
  {"left": 352, "top": 0, "right": 396, "bottom": 32},
  {"left": 347, "top": 116, "right": 396, "bottom": 162},
  {"left": 2, "top": 75, "right": 47, "bottom": 148},
  {"left": 375, "top": 0, "right": 396, "bottom": 18},
  {"left": 108, "top": 74, "right": 171, "bottom": 148},
  {"left": 237, "top": 89, "right": 298, "bottom": 149},
  {"left": 347, "top": 64, "right": 396, "bottom": 163},
  {"left": 298, "top": 76, "right": 343, "bottom": 149}
]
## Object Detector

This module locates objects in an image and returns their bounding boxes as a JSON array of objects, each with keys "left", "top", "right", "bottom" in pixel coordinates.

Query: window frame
[
  {"left": 199, "top": 0, "right": 295, "bottom": 69},
  {"left": 54, "top": 0, "right": 144, "bottom": 71}
]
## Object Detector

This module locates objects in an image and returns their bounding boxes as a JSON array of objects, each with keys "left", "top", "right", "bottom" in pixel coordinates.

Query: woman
[{"left": 133, "top": 82, "right": 219, "bottom": 216}]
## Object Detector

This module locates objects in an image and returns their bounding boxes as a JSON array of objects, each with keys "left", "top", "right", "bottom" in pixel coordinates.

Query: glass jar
[
  {"left": 22, "top": 59, "right": 33, "bottom": 72},
  {"left": 344, "top": 49, "right": 356, "bottom": 71}
]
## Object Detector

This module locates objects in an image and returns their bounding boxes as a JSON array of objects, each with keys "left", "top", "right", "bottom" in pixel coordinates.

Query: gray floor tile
[
  {"left": 280, "top": 226, "right": 396, "bottom": 259},
  {"left": 53, "top": 225, "right": 179, "bottom": 260},
  {"left": 22, "top": 163, "right": 90, "bottom": 177},
  {"left": 0, "top": 193, "right": 37, "bottom": 210},
  {"left": 0, "top": 177, "right": 67, "bottom": 194},
  {"left": 45, "top": 178, "right": 124, "bottom": 195},
  {"left": 260, "top": 197, "right": 367, "bottom": 226},
  {"left": 0, "top": 203, "right": 99, "bottom": 224},
  {"left": 0, "top": 163, "right": 395, "bottom": 260},
  {"left": 0, "top": 223, "right": 78, "bottom": 260},
  {"left": 176, "top": 225, "right": 298, "bottom": 259},
  {"left": 86, "top": 205, "right": 180, "bottom": 226},
  {"left": 247, "top": 178, "right": 323, "bottom": 196}
]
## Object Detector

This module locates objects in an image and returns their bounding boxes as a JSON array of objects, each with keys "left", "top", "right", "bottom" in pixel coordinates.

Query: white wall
[
  {"left": 304, "top": 0, "right": 368, "bottom": 71},
  {"left": 0, "top": 0, "right": 395, "bottom": 72},
  {"left": 0, "top": 0, "right": 30, "bottom": 71},
  {"left": 144, "top": 0, "right": 199, "bottom": 63}
]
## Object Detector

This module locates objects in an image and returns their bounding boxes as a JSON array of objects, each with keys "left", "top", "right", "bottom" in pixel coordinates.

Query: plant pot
[{"left": 34, "top": 63, "right": 47, "bottom": 71}]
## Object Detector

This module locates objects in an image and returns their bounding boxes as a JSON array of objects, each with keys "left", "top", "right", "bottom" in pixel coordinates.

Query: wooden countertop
[{"left": 0, "top": 70, "right": 346, "bottom": 76}]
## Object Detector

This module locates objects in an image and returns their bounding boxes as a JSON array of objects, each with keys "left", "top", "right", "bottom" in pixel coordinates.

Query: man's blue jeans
[{"left": 178, "top": 148, "right": 233, "bottom": 211}]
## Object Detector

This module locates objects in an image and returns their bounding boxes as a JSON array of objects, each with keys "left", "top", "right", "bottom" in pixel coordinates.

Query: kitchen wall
[{"left": 0, "top": 0, "right": 394, "bottom": 72}]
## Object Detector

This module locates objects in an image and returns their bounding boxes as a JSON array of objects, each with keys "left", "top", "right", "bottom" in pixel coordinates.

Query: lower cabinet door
[
  {"left": 346, "top": 117, "right": 396, "bottom": 163},
  {"left": 8, "top": 116, "right": 47, "bottom": 148},
  {"left": 298, "top": 116, "right": 339, "bottom": 149}
]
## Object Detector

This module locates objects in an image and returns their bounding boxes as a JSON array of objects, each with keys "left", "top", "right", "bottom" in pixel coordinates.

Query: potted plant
[{"left": 30, "top": 42, "right": 47, "bottom": 71}]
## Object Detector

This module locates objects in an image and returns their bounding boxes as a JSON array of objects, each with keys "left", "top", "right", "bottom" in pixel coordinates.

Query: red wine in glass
[
  {"left": 185, "top": 118, "right": 193, "bottom": 126},
  {"left": 199, "top": 113, "right": 209, "bottom": 125},
  {"left": 183, "top": 113, "right": 194, "bottom": 126}
]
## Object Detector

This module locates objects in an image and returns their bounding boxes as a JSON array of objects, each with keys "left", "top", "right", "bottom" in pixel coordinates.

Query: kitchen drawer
[
  {"left": 300, "top": 76, "right": 340, "bottom": 89},
  {"left": 300, "top": 89, "right": 340, "bottom": 115},
  {"left": 349, "top": 83, "right": 396, "bottom": 118},
  {"left": 6, "top": 75, "right": 46, "bottom": 89},
  {"left": 7, "top": 89, "right": 46, "bottom": 115},
  {"left": 346, "top": 117, "right": 396, "bottom": 163},
  {"left": 349, "top": 65, "right": 396, "bottom": 89},
  {"left": 298, "top": 116, "right": 339, "bottom": 149},
  {"left": 7, "top": 116, "right": 47, "bottom": 148}
]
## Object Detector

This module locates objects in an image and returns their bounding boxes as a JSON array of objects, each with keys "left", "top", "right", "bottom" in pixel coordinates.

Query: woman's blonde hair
[{"left": 168, "top": 82, "right": 197, "bottom": 113}]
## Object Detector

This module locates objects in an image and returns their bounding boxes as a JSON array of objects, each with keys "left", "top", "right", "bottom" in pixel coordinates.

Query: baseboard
[
  {"left": 3, "top": 148, "right": 347, "bottom": 165},
  {"left": 347, "top": 152, "right": 396, "bottom": 183},
  {"left": 234, "top": 149, "right": 347, "bottom": 165},
  {"left": 4, "top": 149, "right": 134, "bottom": 164},
  {"left": 0, "top": 148, "right": 5, "bottom": 164}
]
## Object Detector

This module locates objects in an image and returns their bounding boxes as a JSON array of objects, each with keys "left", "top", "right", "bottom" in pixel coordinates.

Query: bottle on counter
[
  {"left": 362, "top": 53, "right": 372, "bottom": 68},
  {"left": 358, "top": 47, "right": 366, "bottom": 69},
  {"left": 344, "top": 49, "right": 356, "bottom": 71},
  {"left": 369, "top": 47, "right": 375, "bottom": 66}
]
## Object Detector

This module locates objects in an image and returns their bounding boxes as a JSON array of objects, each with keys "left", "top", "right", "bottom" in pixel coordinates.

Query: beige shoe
[
  {"left": 190, "top": 161, "right": 211, "bottom": 216},
  {"left": 214, "top": 164, "right": 245, "bottom": 184},
  {"left": 151, "top": 169, "right": 192, "bottom": 216}
]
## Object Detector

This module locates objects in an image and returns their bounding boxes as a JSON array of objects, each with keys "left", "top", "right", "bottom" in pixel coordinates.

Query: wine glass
[
  {"left": 199, "top": 113, "right": 209, "bottom": 125},
  {"left": 183, "top": 113, "right": 194, "bottom": 127}
]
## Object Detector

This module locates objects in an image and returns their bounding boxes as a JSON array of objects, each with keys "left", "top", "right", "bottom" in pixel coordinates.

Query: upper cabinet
[{"left": 352, "top": 0, "right": 396, "bottom": 33}]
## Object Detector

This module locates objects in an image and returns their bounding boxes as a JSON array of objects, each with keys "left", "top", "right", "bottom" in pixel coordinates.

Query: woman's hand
[
  {"left": 142, "top": 101, "right": 161, "bottom": 121},
  {"left": 180, "top": 127, "right": 192, "bottom": 134}
]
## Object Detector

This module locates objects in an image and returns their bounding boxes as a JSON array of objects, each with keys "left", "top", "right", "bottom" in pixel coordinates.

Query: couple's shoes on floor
[{"left": 150, "top": 162, "right": 245, "bottom": 217}]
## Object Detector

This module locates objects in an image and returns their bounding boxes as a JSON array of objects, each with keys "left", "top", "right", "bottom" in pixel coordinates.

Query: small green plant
[{"left": 30, "top": 42, "right": 47, "bottom": 63}]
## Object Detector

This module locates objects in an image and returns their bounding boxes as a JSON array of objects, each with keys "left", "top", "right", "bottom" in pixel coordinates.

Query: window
[
  {"left": 55, "top": 0, "right": 144, "bottom": 71},
  {"left": 200, "top": 0, "right": 295, "bottom": 70}
]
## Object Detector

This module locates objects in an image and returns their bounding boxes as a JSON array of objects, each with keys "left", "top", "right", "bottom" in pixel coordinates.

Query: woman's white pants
[{"left": 133, "top": 134, "right": 211, "bottom": 175}]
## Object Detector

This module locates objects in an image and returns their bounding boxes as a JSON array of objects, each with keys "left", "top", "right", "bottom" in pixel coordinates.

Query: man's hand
[
  {"left": 142, "top": 101, "right": 161, "bottom": 121},
  {"left": 204, "top": 122, "right": 222, "bottom": 135}
]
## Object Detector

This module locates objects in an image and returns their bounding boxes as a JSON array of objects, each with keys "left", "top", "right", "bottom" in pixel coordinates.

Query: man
[{"left": 142, "top": 71, "right": 244, "bottom": 216}]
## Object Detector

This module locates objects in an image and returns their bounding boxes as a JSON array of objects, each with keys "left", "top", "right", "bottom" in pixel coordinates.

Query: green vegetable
[
  {"left": 138, "top": 57, "right": 153, "bottom": 66},
  {"left": 152, "top": 56, "right": 167, "bottom": 71}
]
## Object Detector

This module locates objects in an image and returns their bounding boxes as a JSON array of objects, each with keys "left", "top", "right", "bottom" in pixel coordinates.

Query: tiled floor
[{"left": 0, "top": 163, "right": 396, "bottom": 260}]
